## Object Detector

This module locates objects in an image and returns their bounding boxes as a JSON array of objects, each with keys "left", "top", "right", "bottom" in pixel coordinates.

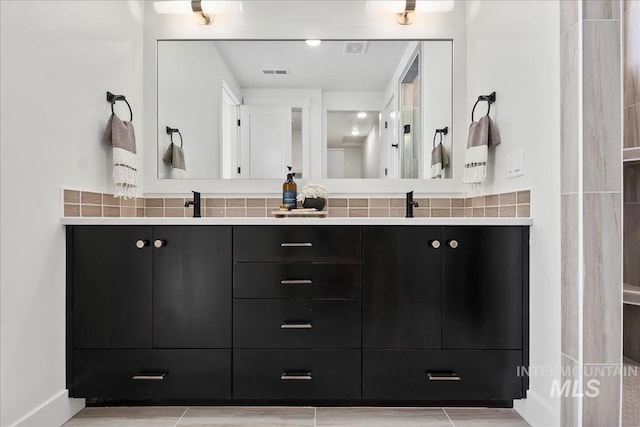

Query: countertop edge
[{"left": 61, "top": 217, "right": 533, "bottom": 226}]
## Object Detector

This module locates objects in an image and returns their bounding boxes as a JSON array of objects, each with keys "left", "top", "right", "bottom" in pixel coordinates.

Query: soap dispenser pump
[{"left": 283, "top": 166, "right": 297, "bottom": 209}]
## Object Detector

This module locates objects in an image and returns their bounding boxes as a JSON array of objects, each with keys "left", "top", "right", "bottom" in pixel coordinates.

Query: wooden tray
[{"left": 270, "top": 208, "right": 327, "bottom": 218}]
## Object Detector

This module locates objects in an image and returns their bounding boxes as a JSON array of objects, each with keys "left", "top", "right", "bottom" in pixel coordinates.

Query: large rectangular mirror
[{"left": 157, "top": 39, "right": 452, "bottom": 180}]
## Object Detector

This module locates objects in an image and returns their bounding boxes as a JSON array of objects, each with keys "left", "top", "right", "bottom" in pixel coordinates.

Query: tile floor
[{"left": 64, "top": 406, "right": 530, "bottom": 427}]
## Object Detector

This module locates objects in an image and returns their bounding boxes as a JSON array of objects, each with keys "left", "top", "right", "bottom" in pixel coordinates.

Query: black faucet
[
  {"left": 406, "top": 191, "right": 419, "bottom": 218},
  {"left": 185, "top": 191, "right": 201, "bottom": 217}
]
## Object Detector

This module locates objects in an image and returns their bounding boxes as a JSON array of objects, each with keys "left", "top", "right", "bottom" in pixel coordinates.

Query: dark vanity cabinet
[
  {"left": 232, "top": 226, "right": 362, "bottom": 400},
  {"left": 67, "top": 226, "right": 231, "bottom": 399},
  {"left": 67, "top": 224, "right": 528, "bottom": 404},
  {"left": 362, "top": 226, "right": 529, "bottom": 401}
]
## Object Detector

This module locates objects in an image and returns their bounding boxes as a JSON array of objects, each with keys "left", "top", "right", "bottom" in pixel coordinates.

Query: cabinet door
[
  {"left": 363, "top": 226, "right": 442, "bottom": 349},
  {"left": 442, "top": 226, "right": 524, "bottom": 349},
  {"left": 73, "top": 226, "right": 153, "bottom": 348},
  {"left": 153, "top": 226, "right": 231, "bottom": 348}
]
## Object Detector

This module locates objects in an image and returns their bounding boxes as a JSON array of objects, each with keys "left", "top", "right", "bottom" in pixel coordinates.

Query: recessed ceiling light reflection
[
  {"left": 351, "top": 129, "right": 360, "bottom": 136},
  {"left": 305, "top": 39, "right": 322, "bottom": 47},
  {"left": 357, "top": 112, "right": 367, "bottom": 119}
]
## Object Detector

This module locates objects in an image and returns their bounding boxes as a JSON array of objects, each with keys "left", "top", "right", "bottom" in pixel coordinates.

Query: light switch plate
[{"left": 506, "top": 149, "right": 524, "bottom": 178}]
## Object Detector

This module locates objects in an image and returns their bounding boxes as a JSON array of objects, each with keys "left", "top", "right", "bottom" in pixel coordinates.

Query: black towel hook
[
  {"left": 471, "top": 91, "right": 496, "bottom": 122},
  {"left": 106, "top": 91, "right": 133, "bottom": 122},
  {"left": 166, "top": 126, "right": 183, "bottom": 148},
  {"left": 433, "top": 126, "right": 448, "bottom": 148}
]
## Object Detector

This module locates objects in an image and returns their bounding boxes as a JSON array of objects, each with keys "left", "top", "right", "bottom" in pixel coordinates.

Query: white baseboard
[
  {"left": 514, "top": 390, "right": 560, "bottom": 427},
  {"left": 10, "top": 390, "right": 85, "bottom": 427}
]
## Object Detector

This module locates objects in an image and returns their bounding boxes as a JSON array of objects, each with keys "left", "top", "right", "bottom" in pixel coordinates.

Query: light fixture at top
[
  {"left": 153, "top": 1, "right": 243, "bottom": 25},
  {"left": 357, "top": 112, "right": 368, "bottom": 119},
  {"left": 305, "top": 39, "right": 322, "bottom": 47},
  {"left": 366, "top": 0, "right": 454, "bottom": 25}
]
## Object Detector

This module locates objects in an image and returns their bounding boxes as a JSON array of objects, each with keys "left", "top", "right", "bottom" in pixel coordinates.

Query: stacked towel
[
  {"left": 462, "top": 115, "right": 501, "bottom": 194},
  {"left": 103, "top": 113, "right": 137, "bottom": 198},
  {"left": 431, "top": 142, "right": 450, "bottom": 179},
  {"left": 162, "top": 142, "right": 186, "bottom": 178}
]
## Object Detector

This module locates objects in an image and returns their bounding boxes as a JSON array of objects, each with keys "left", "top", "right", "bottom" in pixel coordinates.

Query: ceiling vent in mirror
[
  {"left": 262, "top": 69, "right": 289, "bottom": 75},
  {"left": 343, "top": 41, "right": 368, "bottom": 55}
]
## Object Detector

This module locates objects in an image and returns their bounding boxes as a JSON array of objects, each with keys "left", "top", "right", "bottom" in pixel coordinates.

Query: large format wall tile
[
  {"left": 625, "top": 4, "right": 640, "bottom": 108},
  {"left": 625, "top": 104, "right": 640, "bottom": 148},
  {"left": 584, "top": 0, "right": 621, "bottom": 19},
  {"left": 583, "top": 21, "right": 622, "bottom": 192},
  {"left": 561, "top": 0, "right": 579, "bottom": 34},
  {"left": 583, "top": 192, "right": 622, "bottom": 364},
  {"left": 582, "top": 363, "right": 622, "bottom": 426},
  {"left": 561, "top": 354, "right": 581, "bottom": 427},
  {"left": 562, "top": 194, "right": 580, "bottom": 360},
  {"left": 561, "top": 26, "right": 580, "bottom": 194}
]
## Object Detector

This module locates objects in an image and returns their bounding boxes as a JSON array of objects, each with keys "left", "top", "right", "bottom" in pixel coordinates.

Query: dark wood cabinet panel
[
  {"left": 153, "top": 226, "right": 231, "bottom": 348},
  {"left": 234, "top": 226, "right": 361, "bottom": 262},
  {"left": 363, "top": 349, "right": 524, "bottom": 400},
  {"left": 442, "top": 227, "right": 524, "bottom": 349},
  {"left": 72, "top": 349, "right": 230, "bottom": 399},
  {"left": 233, "top": 263, "right": 361, "bottom": 299},
  {"left": 233, "top": 349, "right": 361, "bottom": 399},
  {"left": 73, "top": 226, "right": 153, "bottom": 349},
  {"left": 234, "top": 299, "right": 361, "bottom": 349},
  {"left": 363, "top": 226, "right": 442, "bottom": 349}
]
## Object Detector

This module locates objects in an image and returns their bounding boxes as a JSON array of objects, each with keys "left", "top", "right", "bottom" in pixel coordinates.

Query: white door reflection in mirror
[
  {"left": 240, "top": 105, "right": 292, "bottom": 179},
  {"left": 221, "top": 82, "right": 240, "bottom": 179},
  {"left": 382, "top": 96, "right": 399, "bottom": 179}
]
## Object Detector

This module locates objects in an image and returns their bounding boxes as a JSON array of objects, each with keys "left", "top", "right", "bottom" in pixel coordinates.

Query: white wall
[
  {"left": 362, "top": 124, "right": 381, "bottom": 178},
  {"left": 157, "top": 41, "right": 241, "bottom": 179},
  {"left": 466, "top": 2, "right": 561, "bottom": 426},
  {"left": 0, "top": 1, "right": 144, "bottom": 426},
  {"left": 344, "top": 148, "right": 364, "bottom": 179}
]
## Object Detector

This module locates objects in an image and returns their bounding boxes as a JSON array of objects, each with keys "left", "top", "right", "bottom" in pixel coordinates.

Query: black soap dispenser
[{"left": 282, "top": 166, "right": 297, "bottom": 209}]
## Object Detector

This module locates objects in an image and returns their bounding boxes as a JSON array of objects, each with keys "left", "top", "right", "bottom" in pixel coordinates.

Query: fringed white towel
[
  {"left": 431, "top": 142, "right": 449, "bottom": 179},
  {"left": 462, "top": 114, "right": 501, "bottom": 195},
  {"left": 103, "top": 113, "right": 138, "bottom": 198}
]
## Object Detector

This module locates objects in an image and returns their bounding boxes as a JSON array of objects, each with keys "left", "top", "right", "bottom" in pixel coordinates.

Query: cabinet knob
[
  {"left": 430, "top": 240, "right": 441, "bottom": 249},
  {"left": 448, "top": 240, "right": 459, "bottom": 249},
  {"left": 135, "top": 240, "right": 149, "bottom": 249},
  {"left": 153, "top": 239, "right": 166, "bottom": 248}
]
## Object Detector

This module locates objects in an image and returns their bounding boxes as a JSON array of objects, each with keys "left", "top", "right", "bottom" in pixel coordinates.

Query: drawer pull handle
[
  {"left": 281, "top": 371, "right": 312, "bottom": 381},
  {"left": 135, "top": 239, "right": 150, "bottom": 249},
  {"left": 281, "top": 279, "right": 313, "bottom": 285},
  {"left": 280, "top": 242, "right": 313, "bottom": 247},
  {"left": 447, "top": 240, "right": 459, "bottom": 249},
  {"left": 281, "top": 322, "right": 313, "bottom": 329},
  {"left": 427, "top": 372, "right": 461, "bottom": 381},
  {"left": 154, "top": 239, "right": 166, "bottom": 249},
  {"left": 132, "top": 373, "right": 166, "bottom": 381}
]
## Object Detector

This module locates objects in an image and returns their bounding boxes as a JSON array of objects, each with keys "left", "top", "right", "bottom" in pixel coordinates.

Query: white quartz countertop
[{"left": 62, "top": 217, "right": 532, "bottom": 226}]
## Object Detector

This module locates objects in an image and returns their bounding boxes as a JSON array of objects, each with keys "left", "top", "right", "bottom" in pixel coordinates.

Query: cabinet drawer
[
  {"left": 233, "top": 226, "right": 361, "bottom": 262},
  {"left": 233, "top": 349, "right": 360, "bottom": 399},
  {"left": 234, "top": 299, "right": 361, "bottom": 348},
  {"left": 234, "top": 263, "right": 361, "bottom": 299},
  {"left": 71, "top": 349, "right": 230, "bottom": 399},
  {"left": 363, "top": 350, "right": 523, "bottom": 400}
]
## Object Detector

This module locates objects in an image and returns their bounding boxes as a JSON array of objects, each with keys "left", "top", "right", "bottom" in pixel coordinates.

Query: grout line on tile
[
  {"left": 314, "top": 406, "right": 317, "bottom": 427},
  {"left": 443, "top": 408, "right": 455, "bottom": 427},
  {"left": 174, "top": 407, "right": 189, "bottom": 427}
]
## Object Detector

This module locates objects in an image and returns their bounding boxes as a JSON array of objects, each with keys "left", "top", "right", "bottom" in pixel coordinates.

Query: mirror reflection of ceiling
[
  {"left": 327, "top": 111, "right": 379, "bottom": 149},
  {"left": 213, "top": 40, "right": 410, "bottom": 91}
]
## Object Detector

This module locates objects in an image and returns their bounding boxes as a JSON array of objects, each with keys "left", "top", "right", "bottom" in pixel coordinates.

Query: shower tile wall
[{"left": 560, "top": 0, "right": 623, "bottom": 425}]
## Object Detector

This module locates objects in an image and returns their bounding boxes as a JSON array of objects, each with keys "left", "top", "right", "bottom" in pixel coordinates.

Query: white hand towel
[
  {"left": 103, "top": 113, "right": 138, "bottom": 198},
  {"left": 462, "top": 115, "right": 501, "bottom": 194}
]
